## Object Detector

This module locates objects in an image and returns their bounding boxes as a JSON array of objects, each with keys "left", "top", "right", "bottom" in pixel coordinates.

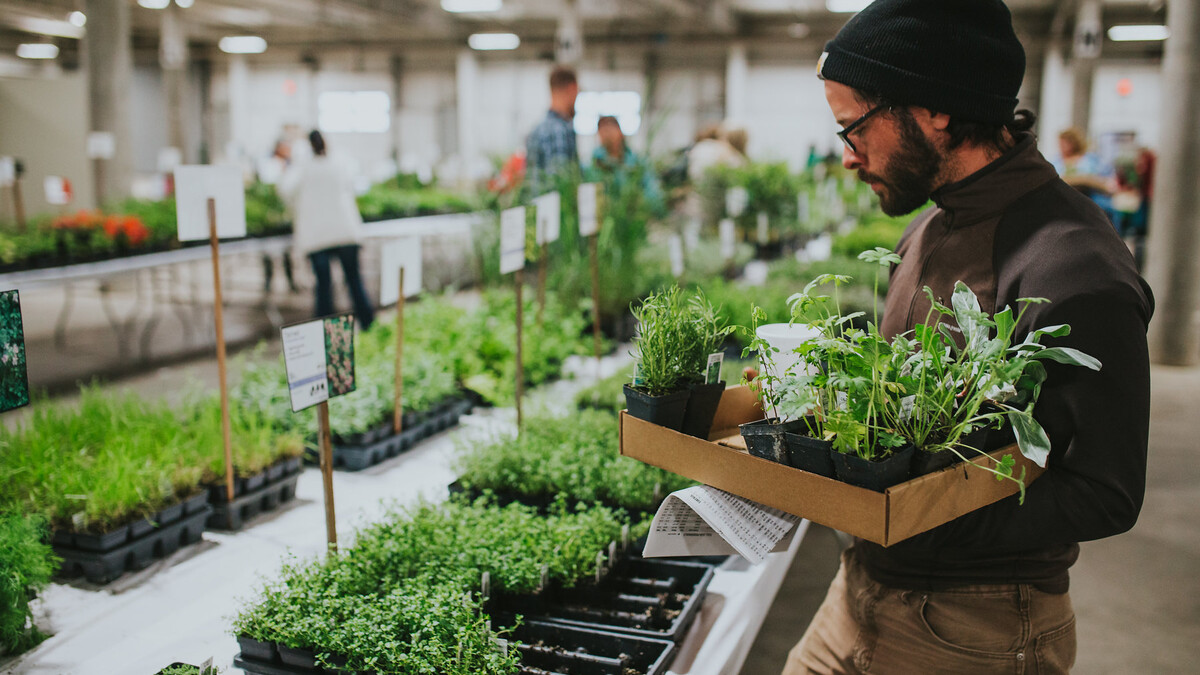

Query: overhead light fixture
[
  {"left": 68, "top": 11, "right": 86, "bottom": 27},
  {"left": 17, "top": 43, "right": 59, "bottom": 59},
  {"left": 1107, "top": 25, "right": 1169, "bottom": 41},
  {"left": 788, "top": 23, "right": 811, "bottom": 39},
  {"left": 176, "top": 0, "right": 195, "bottom": 7},
  {"left": 137, "top": 0, "right": 170, "bottom": 8},
  {"left": 826, "top": 0, "right": 872, "bottom": 12},
  {"left": 468, "top": 32, "right": 519, "bottom": 50},
  {"left": 219, "top": 36, "right": 268, "bottom": 54},
  {"left": 442, "top": 0, "right": 502, "bottom": 12}
]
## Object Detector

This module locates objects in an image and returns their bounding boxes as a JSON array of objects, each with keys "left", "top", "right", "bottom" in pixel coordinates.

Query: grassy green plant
[{"left": 0, "top": 510, "right": 56, "bottom": 654}]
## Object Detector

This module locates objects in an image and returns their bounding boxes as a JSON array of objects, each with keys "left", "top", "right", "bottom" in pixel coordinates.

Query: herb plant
[{"left": 0, "top": 510, "right": 56, "bottom": 654}]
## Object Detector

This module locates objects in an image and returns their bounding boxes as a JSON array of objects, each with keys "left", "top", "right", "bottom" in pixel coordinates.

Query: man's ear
[{"left": 911, "top": 107, "right": 952, "bottom": 133}]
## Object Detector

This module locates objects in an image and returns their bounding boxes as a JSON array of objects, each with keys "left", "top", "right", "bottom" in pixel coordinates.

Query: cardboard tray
[{"left": 619, "top": 386, "right": 1043, "bottom": 547}]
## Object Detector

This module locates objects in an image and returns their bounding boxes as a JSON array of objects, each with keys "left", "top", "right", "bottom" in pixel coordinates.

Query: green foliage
[
  {"left": 831, "top": 216, "right": 909, "bottom": 258},
  {"left": 630, "top": 287, "right": 694, "bottom": 395},
  {"left": 356, "top": 176, "right": 475, "bottom": 221},
  {"left": 0, "top": 510, "right": 56, "bottom": 654},
  {"left": 455, "top": 408, "right": 696, "bottom": 513}
]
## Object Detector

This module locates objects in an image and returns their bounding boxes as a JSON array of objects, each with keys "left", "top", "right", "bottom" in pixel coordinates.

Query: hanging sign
[
  {"left": 282, "top": 314, "right": 357, "bottom": 413},
  {"left": 719, "top": 218, "right": 737, "bottom": 260},
  {"left": 44, "top": 176, "right": 71, "bottom": 205},
  {"left": 500, "top": 206, "right": 527, "bottom": 274},
  {"left": 86, "top": 132, "right": 116, "bottom": 160},
  {"left": 578, "top": 182, "right": 600, "bottom": 237},
  {"left": 0, "top": 290, "right": 30, "bottom": 414},
  {"left": 174, "top": 165, "right": 247, "bottom": 241},
  {"left": 533, "top": 191, "right": 561, "bottom": 244},
  {"left": 726, "top": 186, "right": 749, "bottom": 218},
  {"left": 380, "top": 238, "right": 423, "bottom": 306}
]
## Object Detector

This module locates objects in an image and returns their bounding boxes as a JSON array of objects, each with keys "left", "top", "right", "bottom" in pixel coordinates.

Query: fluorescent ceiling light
[
  {"left": 68, "top": 11, "right": 86, "bottom": 27},
  {"left": 219, "top": 36, "right": 267, "bottom": 54},
  {"left": 137, "top": 0, "right": 170, "bottom": 8},
  {"left": 1107, "top": 25, "right": 1169, "bottom": 41},
  {"left": 442, "top": 0, "right": 502, "bottom": 12},
  {"left": 826, "top": 0, "right": 872, "bottom": 12},
  {"left": 468, "top": 32, "right": 519, "bottom": 50},
  {"left": 176, "top": 0, "right": 194, "bottom": 7},
  {"left": 17, "top": 43, "right": 59, "bottom": 59}
]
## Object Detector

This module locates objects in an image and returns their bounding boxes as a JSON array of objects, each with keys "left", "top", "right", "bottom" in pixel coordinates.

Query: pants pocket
[
  {"left": 918, "top": 590, "right": 1025, "bottom": 657},
  {"left": 1033, "top": 616, "right": 1076, "bottom": 675}
]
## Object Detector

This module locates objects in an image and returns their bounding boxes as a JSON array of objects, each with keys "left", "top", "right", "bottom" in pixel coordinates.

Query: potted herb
[
  {"left": 678, "top": 290, "right": 735, "bottom": 439},
  {"left": 738, "top": 306, "right": 808, "bottom": 465},
  {"left": 624, "top": 286, "right": 693, "bottom": 431}
]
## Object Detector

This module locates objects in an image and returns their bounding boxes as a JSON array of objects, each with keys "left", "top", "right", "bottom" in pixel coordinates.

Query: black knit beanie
[{"left": 818, "top": 0, "right": 1025, "bottom": 125}]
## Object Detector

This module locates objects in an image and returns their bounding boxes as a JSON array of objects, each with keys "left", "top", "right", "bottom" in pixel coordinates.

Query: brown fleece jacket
[{"left": 854, "top": 134, "right": 1154, "bottom": 594}]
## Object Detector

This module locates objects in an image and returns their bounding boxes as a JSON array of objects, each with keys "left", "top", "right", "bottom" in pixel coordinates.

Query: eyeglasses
[{"left": 836, "top": 104, "right": 889, "bottom": 154}]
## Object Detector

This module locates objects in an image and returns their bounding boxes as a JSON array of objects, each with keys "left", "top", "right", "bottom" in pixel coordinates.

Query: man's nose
[{"left": 842, "top": 144, "right": 863, "bottom": 171}]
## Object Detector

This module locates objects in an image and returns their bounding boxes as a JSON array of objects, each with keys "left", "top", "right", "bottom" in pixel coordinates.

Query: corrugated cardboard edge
[{"left": 620, "top": 385, "right": 1044, "bottom": 546}]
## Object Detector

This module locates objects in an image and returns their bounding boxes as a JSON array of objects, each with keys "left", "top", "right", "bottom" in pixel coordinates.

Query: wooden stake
[
  {"left": 537, "top": 242, "right": 547, "bottom": 326},
  {"left": 208, "top": 198, "right": 235, "bottom": 504},
  {"left": 515, "top": 268, "right": 525, "bottom": 430},
  {"left": 589, "top": 234, "right": 602, "bottom": 362},
  {"left": 317, "top": 400, "right": 338, "bottom": 554},
  {"left": 392, "top": 267, "right": 405, "bottom": 435}
]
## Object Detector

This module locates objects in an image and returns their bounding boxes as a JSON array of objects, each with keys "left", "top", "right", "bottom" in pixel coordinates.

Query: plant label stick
[
  {"left": 577, "top": 182, "right": 599, "bottom": 237},
  {"left": 394, "top": 266, "right": 405, "bottom": 435},
  {"left": 500, "top": 206, "right": 527, "bottom": 428},
  {"left": 757, "top": 212, "right": 770, "bottom": 245},
  {"left": 580, "top": 185, "right": 604, "bottom": 361},
  {"left": 380, "top": 238, "right": 422, "bottom": 434},
  {"left": 515, "top": 267, "right": 525, "bottom": 429},
  {"left": 706, "top": 352, "right": 725, "bottom": 385},
  {"left": 200, "top": 657, "right": 213, "bottom": 675},
  {"left": 720, "top": 218, "right": 736, "bottom": 261},
  {"left": 205, "top": 198, "right": 236, "bottom": 503},
  {"left": 668, "top": 234, "right": 685, "bottom": 278},
  {"left": 316, "top": 400, "right": 337, "bottom": 554},
  {"left": 534, "top": 192, "right": 559, "bottom": 325}
]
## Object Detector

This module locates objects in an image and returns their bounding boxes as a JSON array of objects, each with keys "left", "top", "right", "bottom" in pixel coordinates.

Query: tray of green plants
[
  {"left": 0, "top": 510, "right": 56, "bottom": 657},
  {"left": 231, "top": 496, "right": 651, "bottom": 674},
  {"left": 153, "top": 662, "right": 220, "bottom": 675}
]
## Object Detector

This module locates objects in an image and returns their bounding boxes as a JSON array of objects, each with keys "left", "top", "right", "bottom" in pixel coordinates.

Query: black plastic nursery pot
[
  {"left": 623, "top": 384, "right": 690, "bottom": 432},
  {"left": 831, "top": 445, "right": 915, "bottom": 492},
  {"left": 680, "top": 381, "right": 726, "bottom": 439},
  {"left": 910, "top": 425, "right": 992, "bottom": 476},
  {"left": 237, "top": 634, "right": 278, "bottom": 663},
  {"left": 740, "top": 417, "right": 806, "bottom": 465},
  {"left": 784, "top": 417, "right": 836, "bottom": 478}
]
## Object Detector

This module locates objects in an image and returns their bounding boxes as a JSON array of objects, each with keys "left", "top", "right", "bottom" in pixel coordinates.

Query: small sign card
[
  {"left": 86, "top": 131, "right": 116, "bottom": 160},
  {"left": 174, "top": 164, "right": 247, "bottom": 241},
  {"left": 705, "top": 352, "right": 724, "bottom": 385},
  {"left": 0, "top": 157, "right": 16, "bottom": 187},
  {"left": 756, "top": 212, "right": 770, "bottom": 245},
  {"left": 281, "top": 313, "right": 356, "bottom": 413},
  {"left": 797, "top": 192, "right": 810, "bottom": 225},
  {"left": 500, "top": 206, "right": 527, "bottom": 275},
  {"left": 157, "top": 146, "right": 183, "bottom": 173},
  {"left": 379, "top": 238, "right": 423, "bottom": 306},
  {"left": 668, "top": 234, "right": 685, "bottom": 278},
  {"left": 534, "top": 191, "right": 561, "bottom": 244},
  {"left": 726, "top": 186, "right": 749, "bottom": 218},
  {"left": 0, "top": 290, "right": 30, "bottom": 414},
  {"left": 578, "top": 182, "right": 600, "bottom": 237},
  {"left": 43, "top": 176, "right": 70, "bottom": 205},
  {"left": 719, "top": 218, "right": 737, "bottom": 261}
]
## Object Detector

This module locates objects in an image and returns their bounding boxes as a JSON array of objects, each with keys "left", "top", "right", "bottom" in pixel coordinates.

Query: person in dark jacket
[{"left": 784, "top": 1, "right": 1154, "bottom": 673}]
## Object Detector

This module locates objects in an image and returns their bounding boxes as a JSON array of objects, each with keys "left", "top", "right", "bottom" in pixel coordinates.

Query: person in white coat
[{"left": 279, "top": 130, "right": 375, "bottom": 330}]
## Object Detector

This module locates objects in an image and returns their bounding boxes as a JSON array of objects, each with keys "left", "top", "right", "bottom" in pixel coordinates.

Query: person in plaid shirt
[{"left": 525, "top": 65, "right": 580, "bottom": 194}]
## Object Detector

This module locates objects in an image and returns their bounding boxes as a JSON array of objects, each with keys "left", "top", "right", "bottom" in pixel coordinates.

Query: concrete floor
[{"left": 739, "top": 363, "right": 1200, "bottom": 675}]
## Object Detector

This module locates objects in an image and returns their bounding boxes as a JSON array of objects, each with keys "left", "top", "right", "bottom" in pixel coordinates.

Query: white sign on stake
[
  {"left": 499, "top": 206, "right": 526, "bottom": 275},
  {"left": 534, "top": 191, "right": 561, "bottom": 244},
  {"left": 668, "top": 234, "right": 685, "bottom": 278},
  {"left": 281, "top": 319, "right": 329, "bottom": 413},
  {"left": 757, "top": 212, "right": 770, "bottom": 245},
  {"left": 86, "top": 131, "right": 116, "bottom": 160},
  {"left": 157, "top": 147, "right": 183, "bottom": 173},
  {"left": 43, "top": 176, "right": 69, "bottom": 205},
  {"left": 577, "top": 182, "right": 600, "bottom": 237},
  {"left": 380, "top": 238, "right": 423, "bottom": 306},
  {"left": 726, "top": 186, "right": 749, "bottom": 218},
  {"left": 174, "top": 165, "right": 247, "bottom": 241},
  {"left": 797, "top": 192, "right": 810, "bottom": 225},
  {"left": 0, "top": 157, "right": 15, "bottom": 187},
  {"left": 719, "top": 218, "right": 737, "bottom": 261}
]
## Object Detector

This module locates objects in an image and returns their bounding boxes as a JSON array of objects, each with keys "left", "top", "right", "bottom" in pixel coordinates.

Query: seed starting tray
[
  {"left": 206, "top": 474, "right": 301, "bottom": 531},
  {"left": 54, "top": 503, "right": 212, "bottom": 585},
  {"left": 305, "top": 399, "right": 472, "bottom": 471}
]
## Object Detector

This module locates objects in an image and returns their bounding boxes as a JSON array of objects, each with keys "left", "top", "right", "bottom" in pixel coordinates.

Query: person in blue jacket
[{"left": 587, "top": 116, "right": 665, "bottom": 217}]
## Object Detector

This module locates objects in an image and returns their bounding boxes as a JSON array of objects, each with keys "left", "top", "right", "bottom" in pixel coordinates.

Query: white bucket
[{"left": 756, "top": 323, "right": 820, "bottom": 382}]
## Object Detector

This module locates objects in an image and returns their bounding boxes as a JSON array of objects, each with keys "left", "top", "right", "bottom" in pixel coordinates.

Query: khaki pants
[{"left": 783, "top": 550, "right": 1076, "bottom": 675}]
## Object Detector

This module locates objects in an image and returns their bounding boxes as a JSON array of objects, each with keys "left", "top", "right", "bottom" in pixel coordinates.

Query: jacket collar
[{"left": 929, "top": 133, "right": 1060, "bottom": 226}]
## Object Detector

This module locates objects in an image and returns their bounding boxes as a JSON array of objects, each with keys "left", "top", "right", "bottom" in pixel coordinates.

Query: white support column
[
  {"left": 227, "top": 55, "right": 250, "bottom": 163},
  {"left": 556, "top": 0, "right": 583, "bottom": 65},
  {"left": 1037, "top": 42, "right": 1071, "bottom": 159},
  {"left": 725, "top": 42, "right": 748, "bottom": 123},
  {"left": 455, "top": 49, "right": 479, "bottom": 186},
  {"left": 160, "top": 4, "right": 188, "bottom": 161},
  {"left": 85, "top": 0, "right": 134, "bottom": 203},
  {"left": 1146, "top": 0, "right": 1200, "bottom": 365},
  {"left": 1071, "top": 0, "right": 1102, "bottom": 133}
]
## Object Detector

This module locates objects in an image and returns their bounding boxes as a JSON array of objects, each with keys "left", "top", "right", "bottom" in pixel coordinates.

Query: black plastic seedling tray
[
  {"left": 207, "top": 474, "right": 300, "bottom": 530},
  {"left": 233, "top": 619, "right": 674, "bottom": 675},
  {"left": 55, "top": 504, "right": 212, "bottom": 584},
  {"left": 304, "top": 399, "right": 471, "bottom": 471},
  {"left": 494, "top": 558, "right": 714, "bottom": 643}
]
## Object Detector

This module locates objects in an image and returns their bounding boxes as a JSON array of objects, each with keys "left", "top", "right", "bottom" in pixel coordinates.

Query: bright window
[
  {"left": 318, "top": 91, "right": 391, "bottom": 134},
  {"left": 573, "top": 91, "right": 642, "bottom": 136}
]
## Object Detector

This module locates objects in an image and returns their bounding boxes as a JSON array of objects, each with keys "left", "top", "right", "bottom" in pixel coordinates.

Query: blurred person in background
[
  {"left": 588, "top": 116, "right": 665, "bottom": 217},
  {"left": 686, "top": 122, "right": 748, "bottom": 183},
  {"left": 279, "top": 130, "right": 375, "bottom": 330},
  {"left": 1053, "top": 127, "right": 1117, "bottom": 221},
  {"left": 525, "top": 65, "right": 580, "bottom": 195}
]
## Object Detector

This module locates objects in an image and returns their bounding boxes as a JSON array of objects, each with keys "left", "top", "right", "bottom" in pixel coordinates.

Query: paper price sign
[
  {"left": 533, "top": 191, "right": 561, "bottom": 244},
  {"left": 578, "top": 182, "right": 600, "bottom": 237},
  {"left": 380, "top": 238, "right": 423, "bottom": 306},
  {"left": 726, "top": 187, "right": 749, "bottom": 218},
  {"left": 500, "top": 206, "right": 527, "bottom": 274},
  {"left": 282, "top": 314, "right": 356, "bottom": 413},
  {"left": 719, "top": 218, "right": 737, "bottom": 261},
  {"left": 44, "top": 176, "right": 70, "bottom": 205},
  {"left": 86, "top": 131, "right": 116, "bottom": 160},
  {"left": 175, "top": 164, "right": 247, "bottom": 241},
  {"left": 668, "top": 234, "right": 685, "bottom": 278}
]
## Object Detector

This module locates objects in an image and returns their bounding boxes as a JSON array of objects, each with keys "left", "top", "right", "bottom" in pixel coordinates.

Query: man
[
  {"left": 525, "top": 65, "right": 580, "bottom": 194},
  {"left": 588, "top": 116, "right": 665, "bottom": 217},
  {"left": 785, "top": 1, "right": 1153, "bottom": 673}
]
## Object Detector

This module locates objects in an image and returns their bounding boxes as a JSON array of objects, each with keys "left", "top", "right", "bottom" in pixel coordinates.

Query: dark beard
[{"left": 860, "top": 110, "right": 941, "bottom": 216}]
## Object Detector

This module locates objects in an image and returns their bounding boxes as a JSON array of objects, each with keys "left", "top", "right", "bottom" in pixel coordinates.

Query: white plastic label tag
[
  {"left": 534, "top": 191, "right": 561, "bottom": 244},
  {"left": 499, "top": 207, "right": 526, "bottom": 274},
  {"left": 578, "top": 182, "right": 600, "bottom": 237},
  {"left": 174, "top": 165, "right": 247, "bottom": 241}
]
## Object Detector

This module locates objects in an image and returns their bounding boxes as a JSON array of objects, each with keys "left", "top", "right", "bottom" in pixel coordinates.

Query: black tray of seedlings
[
  {"left": 207, "top": 456, "right": 303, "bottom": 530},
  {"left": 304, "top": 398, "right": 472, "bottom": 471},
  {"left": 53, "top": 493, "right": 211, "bottom": 585},
  {"left": 233, "top": 619, "right": 674, "bottom": 675},
  {"left": 491, "top": 557, "right": 714, "bottom": 643}
]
